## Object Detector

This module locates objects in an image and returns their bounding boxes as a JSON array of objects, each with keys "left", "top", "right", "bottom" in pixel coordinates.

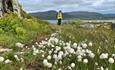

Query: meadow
[{"left": 0, "top": 16, "right": 115, "bottom": 70}]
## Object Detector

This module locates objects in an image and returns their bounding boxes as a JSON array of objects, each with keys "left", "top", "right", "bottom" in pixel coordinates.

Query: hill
[{"left": 30, "top": 10, "right": 115, "bottom": 20}]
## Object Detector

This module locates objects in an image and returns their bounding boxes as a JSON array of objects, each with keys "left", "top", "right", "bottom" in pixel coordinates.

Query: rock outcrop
[{"left": 0, "top": 0, "right": 21, "bottom": 17}]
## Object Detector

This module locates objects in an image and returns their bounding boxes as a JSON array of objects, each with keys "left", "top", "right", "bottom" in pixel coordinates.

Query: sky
[{"left": 19, "top": 0, "right": 115, "bottom": 14}]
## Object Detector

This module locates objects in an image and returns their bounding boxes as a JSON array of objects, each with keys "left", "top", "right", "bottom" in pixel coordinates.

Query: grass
[
  {"left": 0, "top": 14, "right": 115, "bottom": 70},
  {"left": 0, "top": 13, "right": 55, "bottom": 48}
]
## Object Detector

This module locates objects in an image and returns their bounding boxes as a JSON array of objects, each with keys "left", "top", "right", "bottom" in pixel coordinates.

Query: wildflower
[
  {"left": 47, "top": 55, "right": 51, "bottom": 60},
  {"left": 108, "top": 58, "right": 114, "bottom": 64},
  {"left": 20, "top": 58, "right": 24, "bottom": 62},
  {"left": 67, "top": 48, "right": 75, "bottom": 54},
  {"left": 67, "top": 66, "right": 72, "bottom": 70},
  {"left": 58, "top": 51, "right": 64, "bottom": 56},
  {"left": 88, "top": 42, "right": 93, "bottom": 47},
  {"left": 59, "top": 60, "right": 62, "bottom": 64},
  {"left": 4, "top": 59, "right": 12, "bottom": 64},
  {"left": 58, "top": 68, "right": 61, "bottom": 70},
  {"left": 100, "top": 53, "right": 108, "bottom": 59},
  {"left": 16, "top": 42, "right": 24, "bottom": 48},
  {"left": 0, "top": 56, "right": 4, "bottom": 62},
  {"left": 95, "top": 62, "right": 98, "bottom": 66},
  {"left": 47, "top": 63, "right": 52, "bottom": 68},
  {"left": 73, "top": 43, "right": 77, "bottom": 48},
  {"left": 42, "top": 55, "right": 45, "bottom": 58},
  {"left": 20, "top": 67, "right": 23, "bottom": 70},
  {"left": 83, "top": 59, "right": 88, "bottom": 64},
  {"left": 43, "top": 59, "right": 48, "bottom": 66},
  {"left": 100, "top": 66, "right": 104, "bottom": 70},
  {"left": 14, "top": 55, "right": 20, "bottom": 61},
  {"left": 82, "top": 43, "right": 87, "bottom": 48},
  {"left": 53, "top": 54, "right": 57, "bottom": 59},
  {"left": 58, "top": 54, "right": 62, "bottom": 60},
  {"left": 70, "top": 63, "right": 75, "bottom": 68},
  {"left": 48, "top": 51, "right": 52, "bottom": 54},
  {"left": 77, "top": 58, "right": 82, "bottom": 62},
  {"left": 89, "top": 53, "right": 95, "bottom": 58}
]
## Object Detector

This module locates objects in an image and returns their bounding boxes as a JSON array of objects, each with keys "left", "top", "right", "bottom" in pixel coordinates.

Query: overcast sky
[{"left": 19, "top": 0, "right": 115, "bottom": 14}]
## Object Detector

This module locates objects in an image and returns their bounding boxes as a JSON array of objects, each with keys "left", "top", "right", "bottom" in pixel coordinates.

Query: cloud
[{"left": 19, "top": 0, "right": 115, "bottom": 14}]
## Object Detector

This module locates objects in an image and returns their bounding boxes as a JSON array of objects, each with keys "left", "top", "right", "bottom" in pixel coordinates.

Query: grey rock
[{"left": 0, "top": 0, "right": 21, "bottom": 17}]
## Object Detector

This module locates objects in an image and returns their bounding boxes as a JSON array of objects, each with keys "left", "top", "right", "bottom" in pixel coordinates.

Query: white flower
[
  {"left": 43, "top": 59, "right": 48, "bottom": 64},
  {"left": 14, "top": 55, "right": 20, "bottom": 61},
  {"left": 82, "top": 43, "right": 87, "bottom": 48},
  {"left": 0, "top": 56, "right": 4, "bottom": 62},
  {"left": 47, "top": 63, "right": 52, "bottom": 68},
  {"left": 58, "top": 51, "right": 64, "bottom": 56},
  {"left": 4, "top": 59, "right": 12, "bottom": 64},
  {"left": 70, "top": 63, "right": 75, "bottom": 68},
  {"left": 78, "top": 58, "right": 82, "bottom": 62},
  {"left": 20, "top": 67, "right": 23, "bottom": 70},
  {"left": 49, "top": 50, "right": 52, "bottom": 54},
  {"left": 73, "top": 43, "right": 77, "bottom": 48},
  {"left": 77, "top": 55, "right": 82, "bottom": 59},
  {"left": 95, "top": 62, "right": 98, "bottom": 66},
  {"left": 67, "top": 66, "right": 72, "bottom": 70},
  {"left": 100, "top": 53, "right": 108, "bottom": 59},
  {"left": 42, "top": 55, "right": 45, "bottom": 58},
  {"left": 47, "top": 55, "right": 51, "bottom": 60},
  {"left": 89, "top": 53, "right": 95, "bottom": 58},
  {"left": 58, "top": 54, "right": 62, "bottom": 60},
  {"left": 16, "top": 42, "right": 24, "bottom": 48},
  {"left": 58, "top": 68, "right": 61, "bottom": 70},
  {"left": 53, "top": 54, "right": 57, "bottom": 59},
  {"left": 83, "top": 59, "right": 88, "bottom": 64},
  {"left": 59, "top": 60, "right": 62, "bottom": 64},
  {"left": 112, "top": 54, "right": 115, "bottom": 57},
  {"left": 108, "top": 58, "right": 114, "bottom": 64},
  {"left": 88, "top": 42, "right": 93, "bottom": 47},
  {"left": 56, "top": 46, "right": 61, "bottom": 51},
  {"left": 67, "top": 48, "right": 75, "bottom": 54},
  {"left": 21, "top": 58, "right": 24, "bottom": 62},
  {"left": 100, "top": 66, "right": 104, "bottom": 70}
]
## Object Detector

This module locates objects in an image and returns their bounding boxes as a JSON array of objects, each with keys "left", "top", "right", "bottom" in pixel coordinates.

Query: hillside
[{"left": 30, "top": 10, "right": 115, "bottom": 20}]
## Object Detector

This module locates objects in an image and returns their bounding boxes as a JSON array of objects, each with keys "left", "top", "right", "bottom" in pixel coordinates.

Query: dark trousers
[
  {"left": 57, "top": 19, "right": 61, "bottom": 25},
  {"left": 111, "top": 24, "right": 115, "bottom": 30}
]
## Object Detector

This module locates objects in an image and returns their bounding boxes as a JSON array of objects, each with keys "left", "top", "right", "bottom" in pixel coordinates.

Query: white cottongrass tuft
[
  {"left": 100, "top": 53, "right": 108, "bottom": 59},
  {"left": 0, "top": 56, "right": 4, "bottom": 62},
  {"left": 88, "top": 42, "right": 93, "bottom": 47},
  {"left": 70, "top": 63, "right": 75, "bottom": 68},
  {"left": 82, "top": 43, "right": 87, "bottom": 48},
  {"left": 4, "top": 59, "right": 12, "bottom": 64},
  {"left": 83, "top": 59, "right": 88, "bottom": 64},
  {"left": 47, "top": 55, "right": 51, "bottom": 60},
  {"left": 14, "top": 55, "right": 20, "bottom": 61},
  {"left": 108, "top": 58, "right": 114, "bottom": 64},
  {"left": 47, "top": 63, "right": 52, "bottom": 68},
  {"left": 16, "top": 42, "right": 24, "bottom": 48}
]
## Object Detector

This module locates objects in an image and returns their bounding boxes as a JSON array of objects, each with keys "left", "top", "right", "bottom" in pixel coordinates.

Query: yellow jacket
[{"left": 57, "top": 11, "right": 63, "bottom": 19}]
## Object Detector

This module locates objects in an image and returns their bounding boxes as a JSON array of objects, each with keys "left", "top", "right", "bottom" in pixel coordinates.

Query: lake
[{"left": 46, "top": 20, "right": 115, "bottom": 24}]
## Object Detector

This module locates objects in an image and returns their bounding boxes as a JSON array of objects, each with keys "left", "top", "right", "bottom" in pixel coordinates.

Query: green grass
[
  {"left": 0, "top": 14, "right": 115, "bottom": 70},
  {"left": 0, "top": 13, "right": 54, "bottom": 48}
]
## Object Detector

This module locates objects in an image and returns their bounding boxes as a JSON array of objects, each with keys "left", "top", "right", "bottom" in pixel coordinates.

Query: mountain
[
  {"left": 30, "top": 10, "right": 115, "bottom": 20},
  {"left": 103, "top": 14, "right": 115, "bottom": 18}
]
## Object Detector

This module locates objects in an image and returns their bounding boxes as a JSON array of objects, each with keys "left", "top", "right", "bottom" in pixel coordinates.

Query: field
[{"left": 0, "top": 16, "right": 115, "bottom": 70}]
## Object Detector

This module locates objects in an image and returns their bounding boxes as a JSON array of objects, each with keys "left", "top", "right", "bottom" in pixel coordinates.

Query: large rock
[{"left": 0, "top": 0, "right": 21, "bottom": 17}]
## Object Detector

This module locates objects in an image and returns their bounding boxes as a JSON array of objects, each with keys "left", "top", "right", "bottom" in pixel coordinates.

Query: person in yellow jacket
[{"left": 57, "top": 10, "right": 63, "bottom": 25}]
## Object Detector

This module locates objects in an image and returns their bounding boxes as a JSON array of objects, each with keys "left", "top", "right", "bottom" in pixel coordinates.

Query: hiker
[{"left": 57, "top": 10, "right": 63, "bottom": 25}]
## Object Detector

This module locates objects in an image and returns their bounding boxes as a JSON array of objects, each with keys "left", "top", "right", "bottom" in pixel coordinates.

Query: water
[
  {"left": 46, "top": 20, "right": 69, "bottom": 24},
  {"left": 46, "top": 20, "right": 115, "bottom": 24}
]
